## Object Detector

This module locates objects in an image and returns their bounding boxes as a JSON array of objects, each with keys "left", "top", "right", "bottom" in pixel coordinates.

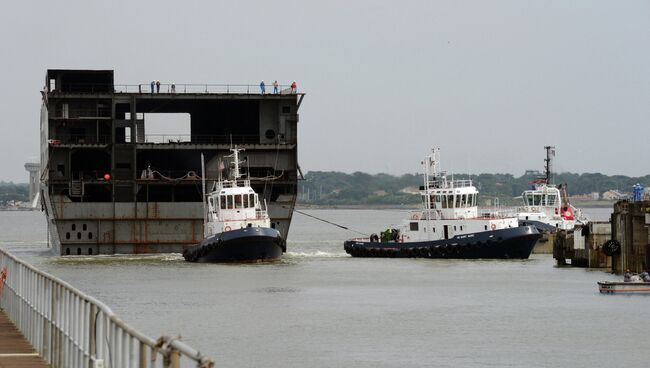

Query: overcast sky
[{"left": 0, "top": 0, "right": 648, "bottom": 183}]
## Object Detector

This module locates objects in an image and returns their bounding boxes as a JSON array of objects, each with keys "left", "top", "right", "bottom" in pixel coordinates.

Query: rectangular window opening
[{"left": 144, "top": 113, "right": 191, "bottom": 143}]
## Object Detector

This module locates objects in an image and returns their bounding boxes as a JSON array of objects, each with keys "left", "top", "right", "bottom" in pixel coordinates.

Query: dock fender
[{"left": 602, "top": 239, "right": 621, "bottom": 256}]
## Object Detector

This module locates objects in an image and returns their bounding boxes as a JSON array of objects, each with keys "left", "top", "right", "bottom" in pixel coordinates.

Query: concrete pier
[
  {"left": 0, "top": 310, "right": 49, "bottom": 368},
  {"left": 610, "top": 200, "right": 650, "bottom": 274},
  {"left": 553, "top": 200, "right": 650, "bottom": 274}
]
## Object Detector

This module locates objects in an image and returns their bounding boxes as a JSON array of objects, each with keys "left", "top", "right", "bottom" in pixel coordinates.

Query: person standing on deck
[
  {"left": 273, "top": 80, "right": 279, "bottom": 94},
  {"left": 290, "top": 80, "right": 297, "bottom": 93},
  {"left": 260, "top": 80, "right": 266, "bottom": 94},
  {"left": 171, "top": 83, "right": 176, "bottom": 93},
  {"left": 156, "top": 80, "right": 161, "bottom": 93},
  {"left": 150, "top": 80, "right": 155, "bottom": 94}
]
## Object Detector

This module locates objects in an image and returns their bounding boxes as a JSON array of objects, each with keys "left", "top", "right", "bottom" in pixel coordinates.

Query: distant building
[
  {"left": 399, "top": 186, "right": 420, "bottom": 195},
  {"left": 24, "top": 162, "right": 40, "bottom": 205},
  {"left": 569, "top": 192, "right": 600, "bottom": 201},
  {"left": 602, "top": 190, "right": 628, "bottom": 201},
  {"left": 373, "top": 190, "right": 388, "bottom": 197},
  {"left": 524, "top": 170, "right": 541, "bottom": 177}
]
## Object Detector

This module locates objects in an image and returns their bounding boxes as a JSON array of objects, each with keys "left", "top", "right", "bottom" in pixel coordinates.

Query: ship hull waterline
[
  {"left": 344, "top": 226, "right": 541, "bottom": 259},
  {"left": 183, "top": 227, "right": 284, "bottom": 263}
]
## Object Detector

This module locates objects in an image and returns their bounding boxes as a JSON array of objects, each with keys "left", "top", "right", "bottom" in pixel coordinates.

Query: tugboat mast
[
  {"left": 227, "top": 147, "right": 245, "bottom": 182},
  {"left": 543, "top": 145, "right": 555, "bottom": 185}
]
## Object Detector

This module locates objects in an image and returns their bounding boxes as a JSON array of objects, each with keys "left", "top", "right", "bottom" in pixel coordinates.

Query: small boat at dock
[
  {"left": 183, "top": 148, "right": 285, "bottom": 262},
  {"left": 598, "top": 282, "right": 650, "bottom": 294},
  {"left": 344, "top": 148, "right": 542, "bottom": 259}
]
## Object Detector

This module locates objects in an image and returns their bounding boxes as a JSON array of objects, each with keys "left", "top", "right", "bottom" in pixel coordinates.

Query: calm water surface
[{"left": 1, "top": 208, "right": 647, "bottom": 368}]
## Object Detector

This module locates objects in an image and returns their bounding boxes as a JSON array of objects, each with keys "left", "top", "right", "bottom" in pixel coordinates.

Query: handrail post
[
  {"left": 138, "top": 342, "right": 147, "bottom": 368},
  {"left": 170, "top": 349, "right": 181, "bottom": 368},
  {"left": 89, "top": 304, "right": 97, "bottom": 359}
]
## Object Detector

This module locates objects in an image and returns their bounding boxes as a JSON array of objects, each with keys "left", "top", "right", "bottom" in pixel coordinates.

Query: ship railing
[
  {"left": 142, "top": 134, "right": 262, "bottom": 145},
  {"left": 255, "top": 209, "right": 268, "bottom": 219},
  {"left": 477, "top": 207, "right": 518, "bottom": 219},
  {"left": 48, "top": 108, "right": 112, "bottom": 119},
  {"left": 427, "top": 179, "right": 473, "bottom": 189},
  {"left": 0, "top": 248, "right": 214, "bottom": 368},
  {"left": 114, "top": 83, "right": 301, "bottom": 95},
  {"left": 47, "top": 82, "right": 302, "bottom": 95},
  {"left": 48, "top": 134, "right": 289, "bottom": 145},
  {"left": 49, "top": 134, "right": 112, "bottom": 145}
]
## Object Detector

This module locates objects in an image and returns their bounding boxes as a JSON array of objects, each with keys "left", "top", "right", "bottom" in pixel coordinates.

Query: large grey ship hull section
[{"left": 40, "top": 70, "right": 303, "bottom": 256}]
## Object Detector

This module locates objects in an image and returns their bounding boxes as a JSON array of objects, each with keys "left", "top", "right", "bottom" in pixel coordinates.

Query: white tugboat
[
  {"left": 517, "top": 146, "right": 587, "bottom": 233},
  {"left": 344, "top": 148, "right": 541, "bottom": 259},
  {"left": 183, "top": 148, "right": 284, "bottom": 262}
]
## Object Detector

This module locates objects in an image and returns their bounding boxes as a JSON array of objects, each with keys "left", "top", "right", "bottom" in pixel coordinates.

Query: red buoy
[{"left": 103, "top": 173, "right": 111, "bottom": 181}]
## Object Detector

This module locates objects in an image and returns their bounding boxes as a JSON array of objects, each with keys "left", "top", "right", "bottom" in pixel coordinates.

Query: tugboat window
[
  {"left": 235, "top": 195, "right": 243, "bottom": 208},
  {"left": 410, "top": 222, "right": 419, "bottom": 231},
  {"left": 220, "top": 196, "right": 226, "bottom": 209},
  {"left": 243, "top": 195, "right": 249, "bottom": 208},
  {"left": 227, "top": 195, "right": 234, "bottom": 209},
  {"left": 250, "top": 194, "right": 255, "bottom": 207}
]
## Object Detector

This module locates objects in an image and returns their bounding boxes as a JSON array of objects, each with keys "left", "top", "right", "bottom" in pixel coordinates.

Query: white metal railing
[
  {"left": 0, "top": 248, "right": 213, "bottom": 368},
  {"left": 428, "top": 178, "right": 473, "bottom": 189},
  {"left": 113, "top": 83, "right": 299, "bottom": 95}
]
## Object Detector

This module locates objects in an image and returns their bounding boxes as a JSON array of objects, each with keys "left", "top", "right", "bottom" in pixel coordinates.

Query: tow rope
[{"left": 291, "top": 208, "right": 369, "bottom": 237}]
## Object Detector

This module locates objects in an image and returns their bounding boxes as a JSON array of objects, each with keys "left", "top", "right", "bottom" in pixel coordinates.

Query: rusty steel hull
[{"left": 44, "top": 195, "right": 295, "bottom": 256}]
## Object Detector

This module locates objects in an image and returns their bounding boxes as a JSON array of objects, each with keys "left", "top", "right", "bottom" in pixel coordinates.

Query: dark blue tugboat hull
[
  {"left": 344, "top": 225, "right": 541, "bottom": 259},
  {"left": 183, "top": 227, "right": 284, "bottom": 263}
]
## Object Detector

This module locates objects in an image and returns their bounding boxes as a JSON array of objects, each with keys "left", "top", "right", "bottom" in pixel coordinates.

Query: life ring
[
  {"left": 224, "top": 225, "right": 232, "bottom": 232},
  {"left": 411, "top": 213, "right": 420, "bottom": 220},
  {"left": 490, "top": 223, "right": 497, "bottom": 231}
]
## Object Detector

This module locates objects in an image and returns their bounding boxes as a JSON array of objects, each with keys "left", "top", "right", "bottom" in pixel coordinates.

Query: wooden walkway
[{"left": 0, "top": 309, "right": 49, "bottom": 368}]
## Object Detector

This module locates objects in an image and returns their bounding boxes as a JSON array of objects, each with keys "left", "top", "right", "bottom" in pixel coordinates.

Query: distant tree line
[
  {"left": 297, "top": 171, "right": 650, "bottom": 206},
  {"left": 0, "top": 182, "right": 29, "bottom": 204}
]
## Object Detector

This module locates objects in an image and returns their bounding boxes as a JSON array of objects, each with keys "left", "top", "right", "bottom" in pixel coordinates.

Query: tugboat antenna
[
  {"left": 544, "top": 145, "right": 555, "bottom": 184},
  {"left": 228, "top": 147, "right": 245, "bottom": 181}
]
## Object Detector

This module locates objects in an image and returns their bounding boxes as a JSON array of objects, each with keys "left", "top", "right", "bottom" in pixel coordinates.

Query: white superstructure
[
  {"left": 516, "top": 147, "right": 587, "bottom": 231},
  {"left": 398, "top": 148, "right": 518, "bottom": 242},
  {"left": 516, "top": 183, "right": 578, "bottom": 230},
  {"left": 204, "top": 148, "right": 271, "bottom": 237}
]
